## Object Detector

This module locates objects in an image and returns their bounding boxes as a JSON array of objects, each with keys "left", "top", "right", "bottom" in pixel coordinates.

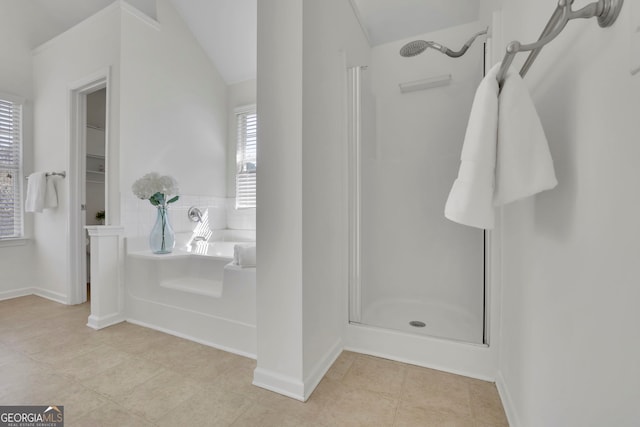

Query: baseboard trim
[
  {"left": 495, "top": 371, "right": 520, "bottom": 427},
  {"left": 32, "top": 287, "right": 67, "bottom": 305},
  {"left": 303, "top": 339, "right": 342, "bottom": 400},
  {"left": 0, "top": 288, "right": 68, "bottom": 305},
  {"left": 0, "top": 288, "right": 33, "bottom": 301},
  {"left": 126, "top": 318, "right": 256, "bottom": 360},
  {"left": 253, "top": 367, "right": 305, "bottom": 402},
  {"left": 87, "top": 313, "right": 126, "bottom": 330}
]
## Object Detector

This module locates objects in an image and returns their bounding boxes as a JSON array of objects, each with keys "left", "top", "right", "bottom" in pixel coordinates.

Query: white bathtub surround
[
  {"left": 226, "top": 199, "right": 256, "bottom": 231},
  {"left": 233, "top": 243, "right": 256, "bottom": 267},
  {"left": 121, "top": 193, "right": 228, "bottom": 238},
  {"left": 125, "top": 232, "right": 256, "bottom": 357},
  {"left": 121, "top": 194, "right": 256, "bottom": 239},
  {"left": 86, "top": 226, "right": 126, "bottom": 330}
]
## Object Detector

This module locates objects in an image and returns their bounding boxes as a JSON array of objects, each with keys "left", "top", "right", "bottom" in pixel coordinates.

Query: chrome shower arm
[
  {"left": 440, "top": 27, "right": 489, "bottom": 58},
  {"left": 399, "top": 27, "right": 489, "bottom": 58}
]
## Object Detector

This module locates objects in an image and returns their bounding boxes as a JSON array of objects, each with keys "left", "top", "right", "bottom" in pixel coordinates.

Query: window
[
  {"left": 235, "top": 106, "right": 256, "bottom": 209},
  {"left": 0, "top": 95, "right": 23, "bottom": 239}
]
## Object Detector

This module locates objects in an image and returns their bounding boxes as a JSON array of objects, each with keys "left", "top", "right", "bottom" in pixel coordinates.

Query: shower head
[
  {"left": 399, "top": 40, "right": 429, "bottom": 57},
  {"left": 399, "top": 27, "right": 489, "bottom": 58},
  {"left": 399, "top": 40, "right": 449, "bottom": 57}
]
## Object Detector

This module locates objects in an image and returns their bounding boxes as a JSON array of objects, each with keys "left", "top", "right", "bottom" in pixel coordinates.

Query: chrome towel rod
[
  {"left": 26, "top": 171, "right": 66, "bottom": 179},
  {"left": 46, "top": 171, "right": 66, "bottom": 178},
  {"left": 497, "top": 0, "right": 624, "bottom": 87}
]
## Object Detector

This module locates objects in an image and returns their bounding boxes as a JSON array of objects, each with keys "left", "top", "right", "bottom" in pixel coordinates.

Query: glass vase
[{"left": 149, "top": 205, "right": 175, "bottom": 254}]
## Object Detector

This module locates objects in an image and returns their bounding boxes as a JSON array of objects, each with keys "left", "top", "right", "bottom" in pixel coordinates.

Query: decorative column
[{"left": 85, "top": 226, "right": 125, "bottom": 329}]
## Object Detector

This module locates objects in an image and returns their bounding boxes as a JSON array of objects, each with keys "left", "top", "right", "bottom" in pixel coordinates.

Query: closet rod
[{"left": 496, "top": 0, "right": 624, "bottom": 87}]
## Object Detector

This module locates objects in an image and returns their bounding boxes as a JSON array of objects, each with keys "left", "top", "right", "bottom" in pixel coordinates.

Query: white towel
[
  {"left": 444, "top": 63, "right": 557, "bottom": 229},
  {"left": 233, "top": 243, "right": 256, "bottom": 267},
  {"left": 25, "top": 173, "right": 59, "bottom": 212},
  {"left": 44, "top": 176, "right": 58, "bottom": 209},
  {"left": 25, "top": 172, "right": 47, "bottom": 213}
]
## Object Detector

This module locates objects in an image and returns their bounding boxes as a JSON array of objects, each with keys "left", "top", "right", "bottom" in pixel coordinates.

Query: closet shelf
[
  {"left": 87, "top": 170, "right": 105, "bottom": 175},
  {"left": 86, "top": 154, "right": 105, "bottom": 159}
]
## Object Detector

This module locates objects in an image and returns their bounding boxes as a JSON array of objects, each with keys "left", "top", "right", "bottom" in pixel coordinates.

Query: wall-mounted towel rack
[
  {"left": 26, "top": 171, "right": 66, "bottom": 179},
  {"left": 497, "top": 0, "right": 624, "bottom": 87}
]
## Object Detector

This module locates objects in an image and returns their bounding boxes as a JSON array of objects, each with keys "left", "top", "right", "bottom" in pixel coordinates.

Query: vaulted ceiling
[
  {"left": 3, "top": 0, "right": 482, "bottom": 85},
  {"left": 169, "top": 0, "right": 256, "bottom": 85},
  {"left": 350, "top": 0, "right": 480, "bottom": 46},
  {"left": 2, "top": 0, "right": 112, "bottom": 48}
]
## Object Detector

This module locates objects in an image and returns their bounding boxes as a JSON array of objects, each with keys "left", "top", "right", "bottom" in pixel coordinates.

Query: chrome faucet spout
[{"left": 188, "top": 206, "right": 203, "bottom": 223}]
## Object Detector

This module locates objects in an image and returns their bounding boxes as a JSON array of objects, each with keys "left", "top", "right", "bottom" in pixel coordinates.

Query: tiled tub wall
[{"left": 122, "top": 193, "right": 255, "bottom": 237}]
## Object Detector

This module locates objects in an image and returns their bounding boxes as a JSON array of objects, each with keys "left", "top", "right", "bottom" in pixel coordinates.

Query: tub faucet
[{"left": 187, "top": 206, "right": 203, "bottom": 223}]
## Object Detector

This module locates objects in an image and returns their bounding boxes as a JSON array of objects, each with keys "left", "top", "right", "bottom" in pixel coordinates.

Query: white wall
[
  {"left": 32, "top": 3, "right": 121, "bottom": 302},
  {"left": 30, "top": 0, "right": 229, "bottom": 302},
  {"left": 361, "top": 21, "right": 485, "bottom": 343},
  {"left": 254, "top": 0, "right": 305, "bottom": 398},
  {"left": 0, "top": 0, "right": 36, "bottom": 297},
  {"left": 496, "top": 1, "right": 640, "bottom": 426},
  {"left": 301, "top": 0, "right": 370, "bottom": 389},
  {"left": 255, "top": 0, "right": 370, "bottom": 400},
  {"left": 120, "top": 0, "right": 228, "bottom": 224}
]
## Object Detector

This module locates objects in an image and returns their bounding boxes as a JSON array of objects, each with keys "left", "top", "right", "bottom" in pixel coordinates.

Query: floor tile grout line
[{"left": 391, "top": 364, "right": 410, "bottom": 427}]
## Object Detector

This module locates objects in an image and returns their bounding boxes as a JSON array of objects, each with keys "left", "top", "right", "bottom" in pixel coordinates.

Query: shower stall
[{"left": 347, "top": 24, "right": 487, "bottom": 345}]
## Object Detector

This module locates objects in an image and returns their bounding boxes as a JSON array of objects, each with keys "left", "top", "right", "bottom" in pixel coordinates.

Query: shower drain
[{"left": 409, "top": 320, "right": 426, "bottom": 328}]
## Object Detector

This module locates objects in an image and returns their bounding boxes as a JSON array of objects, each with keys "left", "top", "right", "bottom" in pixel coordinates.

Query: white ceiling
[
  {"left": 169, "top": 0, "right": 256, "bottom": 85},
  {"left": 351, "top": 0, "right": 481, "bottom": 46},
  {"left": 4, "top": 0, "right": 481, "bottom": 85},
  {"left": 170, "top": 0, "right": 481, "bottom": 82},
  {"left": 2, "top": 0, "right": 156, "bottom": 48},
  {"left": 2, "top": 0, "right": 113, "bottom": 48}
]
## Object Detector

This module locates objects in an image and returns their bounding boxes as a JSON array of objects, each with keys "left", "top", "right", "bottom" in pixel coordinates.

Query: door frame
[{"left": 67, "top": 68, "right": 110, "bottom": 305}]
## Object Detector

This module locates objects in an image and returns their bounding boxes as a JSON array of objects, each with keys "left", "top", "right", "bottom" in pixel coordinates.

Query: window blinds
[
  {"left": 236, "top": 108, "right": 257, "bottom": 209},
  {"left": 0, "top": 97, "right": 22, "bottom": 238}
]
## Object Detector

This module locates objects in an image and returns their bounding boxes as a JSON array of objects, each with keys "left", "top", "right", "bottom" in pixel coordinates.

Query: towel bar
[
  {"left": 496, "top": 0, "right": 624, "bottom": 87},
  {"left": 25, "top": 171, "right": 66, "bottom": 179}
]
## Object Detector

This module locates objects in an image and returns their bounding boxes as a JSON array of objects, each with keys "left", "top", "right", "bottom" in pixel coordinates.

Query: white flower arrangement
[{"left": 132, "top": 172, "right": 179, "bottom": 207}]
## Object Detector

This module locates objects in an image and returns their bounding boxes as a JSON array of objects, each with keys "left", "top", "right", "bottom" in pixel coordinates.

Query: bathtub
[{"left": 124, "top": 233, "right": 256, "bottom": 357}]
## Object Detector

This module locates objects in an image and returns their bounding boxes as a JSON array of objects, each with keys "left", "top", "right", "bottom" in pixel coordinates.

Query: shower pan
[{"left": 347, "top": 35, "right": 486, "bottom": 344}]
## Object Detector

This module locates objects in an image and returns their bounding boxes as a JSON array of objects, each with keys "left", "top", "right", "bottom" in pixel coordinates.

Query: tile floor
[{"left": 0, "top": 295, "right": 508, "bottom": 426}]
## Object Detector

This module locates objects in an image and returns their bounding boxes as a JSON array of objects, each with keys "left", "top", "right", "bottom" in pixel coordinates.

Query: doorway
[
  {"left": 84, "top": 89, "right": 107, "bottom": 301},
  {"left": 68, "top": 70, "right": 109, "bottom": 305}
]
